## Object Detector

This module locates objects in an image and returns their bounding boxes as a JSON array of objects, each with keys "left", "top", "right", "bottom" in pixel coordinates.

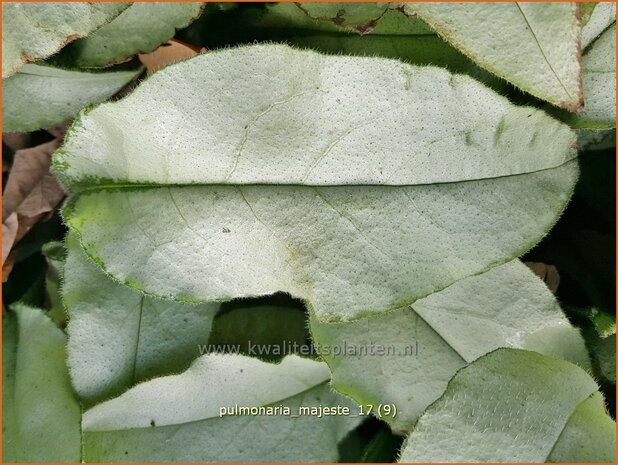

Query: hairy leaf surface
[
  {"left": 64, "top": 233, "right": 219, "bottom": 405},
  {"left": 310, "top": 260, "right": 589, "bottom": 431},
  {"left": 54, "top": 3, "right": 204, "bottom": 68},
  {"left": 399, "top": 349, "right": 615, "bottom": 462},
  {"left": 2, "top": 2, "right": 129, "bottom": 78},
  {"left": 403, "top": 2, "right": 583, "bottom": 110},
  {"left": 3, "top": 64, "right": 140, "bottom": 132},
  {"left": 2, "top": 305, "right": 81, "bottom": 462},
  {"left": 202, "top": 3, "right": 505, "bottom": 92},
  {"left": 82, "top": 354, "right": 360, "bottom": 461},
  {"left": 56, "top": 44, "right": 578, "bottom": 322}
]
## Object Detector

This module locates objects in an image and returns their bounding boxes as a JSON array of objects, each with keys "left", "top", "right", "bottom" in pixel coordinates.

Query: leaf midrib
[{"left": 60, "top": 156, "right": 577, "bottom": 195}]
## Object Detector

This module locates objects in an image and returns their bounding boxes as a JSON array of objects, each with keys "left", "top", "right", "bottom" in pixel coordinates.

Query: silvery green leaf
[
  {"left": 403, "top": 2, "right": 583, "bottom": 110},
  {"left": 2, "top": 2, "right": 129, "bottom": 78},
  {"left": 399, "top": 349, "right": 615, "bottom": 462},
  {"left": 3, "top": 64, "right": 140, "bottom": 132},
  {"left": 3, "top": 305, "right": 81, "bottom": 462},
  {"left": 223, "top": 3, "right": 504, "bottom": 90},
  {"left": 54, "top": 3, "right": 204, "bottom": 68},
  {"left": 41, "top": 240, "right": 67, "bottom": 326},
  {"left": 64, "top": 232, "right": 219, "bottom": 405},
  {"left": 582, "top": 2, "right": 616, "bottom": 49},
  {"left": 82, "top": 354, "right": 360, "bottom": 461},
  {"left": 576, "top": 22, "right": 616, "bottom": 128}
]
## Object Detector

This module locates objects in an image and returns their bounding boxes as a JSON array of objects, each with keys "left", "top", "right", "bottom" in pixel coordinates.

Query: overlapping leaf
[
  {"left": 82, "top": 354, "right": 360, "bottom": 462},
  {"left": 196, "top": 3, "right": 504, "bottom": 91},
  {"left": 55, "top": 44, "right": 577, "bottom": 323},
  {"left": 402, "top": 2, "right": 583, "bottom": 110},
  {"left": 582, "top": 2, "right": 616, "bottom": 49},
  {"left": 292, "top": 2, "right": 583, "bottom": 109},
  {"left": 572, "top": 4, "right": 616, "bottom": 129},
  {"left": 3, "top": 304, "right": 359, "bottom": 461},
  {"left": 2, "top": 305, "right": 81, "bottom": 462},
  {"left": 54, "top": 3, "right": 204, "bottom": 68},
  {"left": 2, "top": 2, "right": 129, "bottom": 78},
  {"left": 310, "top": 260, "right": 589, "bottom": 432},
  {"left": 64, "top": 233, "right": 219, "bottom": 404},
  {"left": 3, "top": 64, "right": 140, "bottom": 132},
  {"left": 2, "top": 4, "right": 616, "bottom": 463},
  {"left": 399, "top": 349, "right": 615, "bottom": 462}
]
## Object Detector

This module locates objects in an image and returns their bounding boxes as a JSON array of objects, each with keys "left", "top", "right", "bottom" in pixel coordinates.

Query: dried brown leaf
[
  {"left": 2, "top": 251, "right": 16, "bottom": 283},
  {"left": 2, "top": 133, "right": 31, "bottom": 153},
  {"left": 2, "top": 212, "right": 18, "bottom": 266},
  {"left": 1, "top": 137, "right": 65, "bottom": 281},
  {"left": 17, "top": 172, "right": 64, "bottom": 220},
  {"left": 2, "top": 138, "right": 62, "bottom": 221},
  {"left": 524, "top": 261, "right": 560, "bottom": 294},
  {"left": 138, "top": 39, "right": 203, "bottom": 74}
]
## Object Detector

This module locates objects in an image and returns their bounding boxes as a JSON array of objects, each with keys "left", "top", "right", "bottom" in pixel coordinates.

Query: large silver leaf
[
  {"left": 294, "top": 2, "right": 584, "bottom": 109},
  {"left": 55, "top": 44, "right": 577, "bottom": 323}
]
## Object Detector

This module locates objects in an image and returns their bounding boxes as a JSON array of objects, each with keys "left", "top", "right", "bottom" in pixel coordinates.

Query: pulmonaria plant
[{"left": 2, "top": 2, "right": 616, "bottom": 463}]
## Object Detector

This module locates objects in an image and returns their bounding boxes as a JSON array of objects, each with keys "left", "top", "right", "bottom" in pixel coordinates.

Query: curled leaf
[{"left": 64, "top": 233, "right": 220, "bottom": 404}]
